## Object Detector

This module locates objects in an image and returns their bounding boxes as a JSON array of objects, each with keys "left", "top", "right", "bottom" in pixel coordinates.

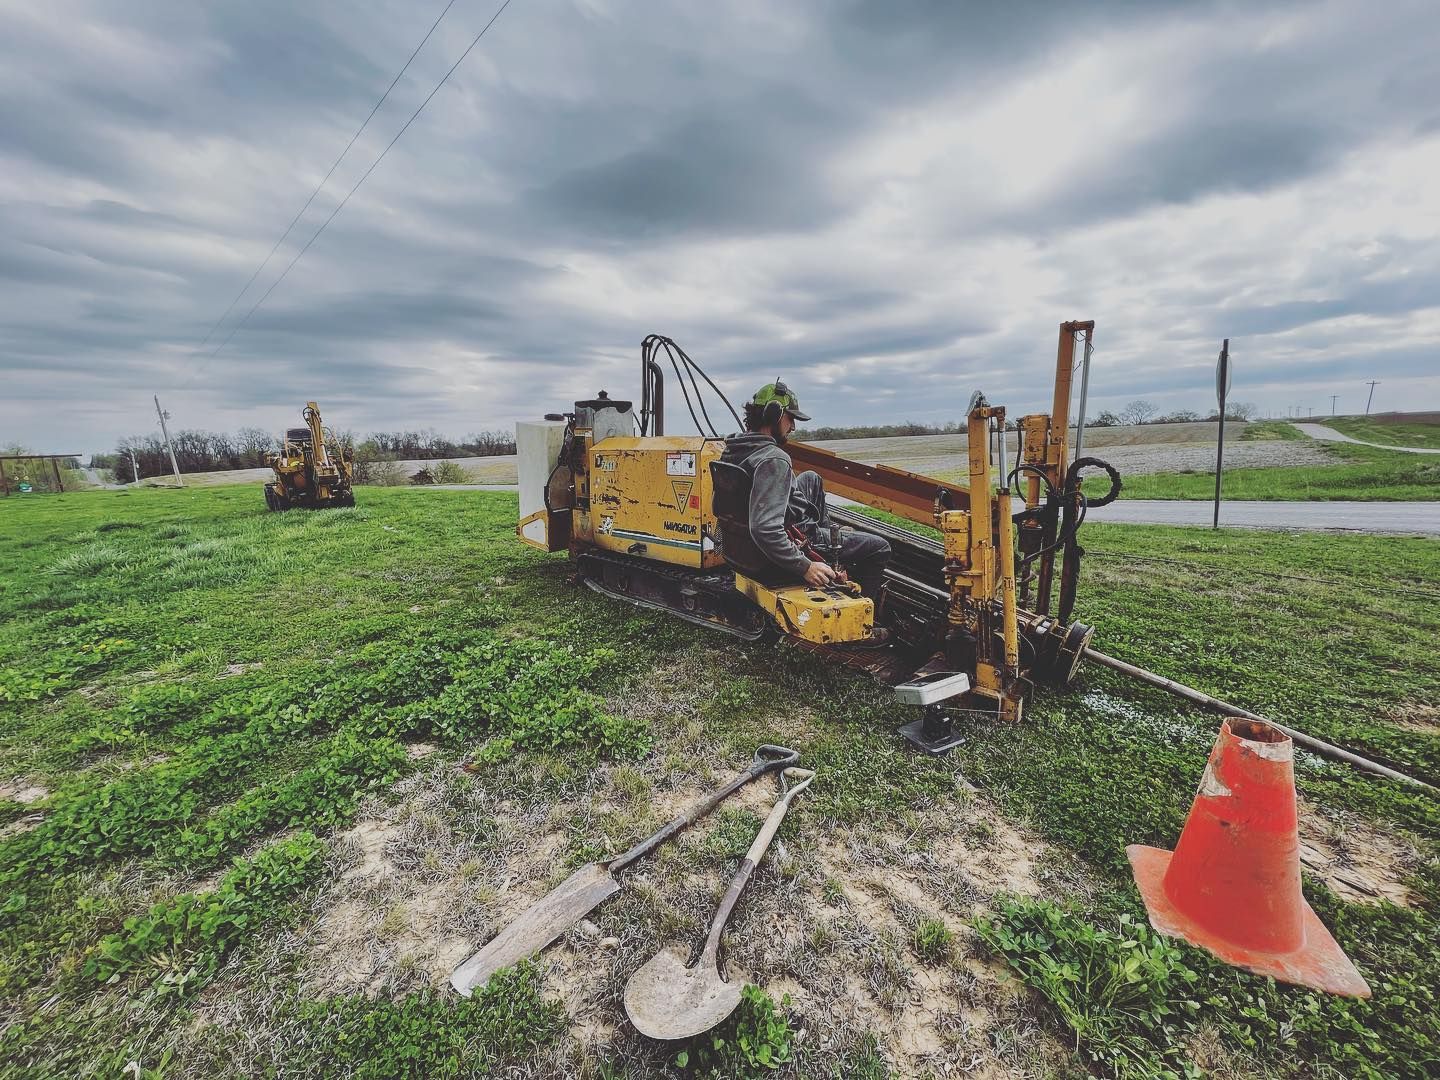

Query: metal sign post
[{"left": 1213, "top": 339, "right": 1230, "bottom": 530}]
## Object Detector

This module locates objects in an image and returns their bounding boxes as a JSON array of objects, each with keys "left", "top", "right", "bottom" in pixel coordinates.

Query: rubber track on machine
[
  {"left": 576, "top": 549, "right": 773, "bottom": 642},
  {"left": 579, "top": 547, "right": 928, "bottom": 683}
]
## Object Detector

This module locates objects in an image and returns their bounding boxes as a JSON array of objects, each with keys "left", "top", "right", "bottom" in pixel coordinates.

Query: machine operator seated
[{"left": 715, "top": 380, "right": 892, "bottom": 620}]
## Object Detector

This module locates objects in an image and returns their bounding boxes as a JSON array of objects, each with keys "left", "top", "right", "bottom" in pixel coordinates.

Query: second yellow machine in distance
[{"left": 264, "top": 401, "right": 356, "bottom": 511}]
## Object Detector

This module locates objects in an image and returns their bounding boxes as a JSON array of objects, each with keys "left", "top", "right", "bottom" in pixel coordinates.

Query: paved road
[
  {"left": 1295, "top": 423, "right": 1440, "bottom": 454},
  {"left": 425, "top": 485, "right": 1440, "bottom": 535},
  {"left": 1088, "top": 498, "right": 1440, "bottom": 534}
]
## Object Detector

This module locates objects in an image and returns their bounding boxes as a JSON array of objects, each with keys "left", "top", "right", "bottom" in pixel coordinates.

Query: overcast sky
[{"left": 3, "top": 0, "right": 1439, "bottom": 454}]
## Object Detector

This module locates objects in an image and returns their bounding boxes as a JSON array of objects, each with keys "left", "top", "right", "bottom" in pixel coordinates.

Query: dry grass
[
  {"left": 1297, "top": 799, "right": 1423, "bottom": 908},
  {"left": 213, "top": 732, "right": 1090, "bottom": 1078}
]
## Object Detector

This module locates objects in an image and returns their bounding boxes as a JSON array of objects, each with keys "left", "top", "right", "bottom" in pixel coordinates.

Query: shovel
[
  {"left": 450, "top": 744, "right": 799, "bottom": 996},
  {"left": 624, "top": 766, "right": 815, "bottom": 1040}
]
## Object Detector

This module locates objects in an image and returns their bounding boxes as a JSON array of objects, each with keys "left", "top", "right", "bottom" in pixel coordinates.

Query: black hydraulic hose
[
  {"left": 1017, "top": 490, "right": 1088, "bottom": 578},
  {"left": 667, "top": 350, "right": 707, "bottom": 435},
  {"left": 669, "top": 339, "right": 720, "bottom": 437},
  {"left": 1006, "top": 462, "right": 1056, "bottom": 498},
  {"left": 1085, "top": 648, "right": 1439, "bottom": 796},
  {"left": 672, "top": 338, "right": 743, "bottom": 431},
  {"left": 637, "top": 333, "right": 743, "bottom": 436},
  {"left": 1068, "top": 456, "right": 1122, "bottom": 508}
]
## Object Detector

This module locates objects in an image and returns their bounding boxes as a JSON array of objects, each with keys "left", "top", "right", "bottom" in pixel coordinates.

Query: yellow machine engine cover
[
  {"left": 583, "top": 436, "right": 725, "bottom": 569},
  {"left": 734, "top": 574, "right": 875, "bottom": 644}
]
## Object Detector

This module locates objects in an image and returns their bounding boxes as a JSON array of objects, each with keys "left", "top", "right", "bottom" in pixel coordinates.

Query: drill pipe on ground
[{"left": 1084, "top": 648, "right": 1438, "bottom": 797}]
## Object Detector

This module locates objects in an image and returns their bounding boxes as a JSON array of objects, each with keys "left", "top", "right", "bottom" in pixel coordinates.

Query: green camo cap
[{"left": 751, "top": 379, "right": 811, "bottom": 421}]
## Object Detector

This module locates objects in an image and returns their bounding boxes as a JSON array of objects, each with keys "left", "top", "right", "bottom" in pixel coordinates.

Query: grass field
[
  {"left": 1, "top": 486, "right": 1437, "bottom": 1078},
  {"left": 1085, "top": 442, "right": 1440, "bottom": 501},
  {"left": 1238, "top": 421, "right": 1305, "bottom": 441},
  {"left": 1324, "top": 414, "right": 1440, "bottom": 451}
]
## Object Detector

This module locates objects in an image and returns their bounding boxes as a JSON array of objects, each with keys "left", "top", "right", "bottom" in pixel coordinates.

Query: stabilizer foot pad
[{"left": 898, "top": 714, "right": 966, "bottom": 756}]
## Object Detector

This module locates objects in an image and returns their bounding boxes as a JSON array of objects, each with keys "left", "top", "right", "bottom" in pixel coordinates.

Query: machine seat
[{"left": 709, "top": 458, "right": 797, "bottom": 586}]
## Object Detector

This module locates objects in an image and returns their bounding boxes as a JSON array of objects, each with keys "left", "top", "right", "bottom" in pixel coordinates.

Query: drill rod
[{"left": 1085, "top": 648, "right": 1437, "bottom": 796}]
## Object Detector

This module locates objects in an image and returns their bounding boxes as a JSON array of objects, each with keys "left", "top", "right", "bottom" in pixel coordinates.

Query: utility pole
[
  {"left": 1364, "top": 380, "right": 1380, "bottom": 415},
  {"left": 128, "top": 449, "right": 140, "bottom": 484},
  {"left": 1213, "top": 339, "right": 1230, "bottom": 530},
  {"left": 154, "top": 395, "right": 184, "bottom": 487},
  {"left": 1329, "top": 394, "right": 1338, "bottom": 417}
]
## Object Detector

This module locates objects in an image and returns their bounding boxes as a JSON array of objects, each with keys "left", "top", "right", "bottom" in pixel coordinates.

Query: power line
[
  {"left": 196, "top": 0, "right": 514, "bottom": 376},
  {"left": 193, "top": 0, "right": 462, "bottom": 354}
]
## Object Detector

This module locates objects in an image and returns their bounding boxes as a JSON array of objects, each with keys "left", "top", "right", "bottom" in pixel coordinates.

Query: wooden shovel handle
[
  {"left": 700, "top": 768, "right": 815, "bottom": 963},
  {"left": 609, "top": 745, "right": 799, "bottom": 873}
]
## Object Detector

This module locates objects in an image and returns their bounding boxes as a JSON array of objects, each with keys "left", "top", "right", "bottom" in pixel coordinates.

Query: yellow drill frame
[{"left": 779, "top": 320, "right": 1094, "bottom": 720}]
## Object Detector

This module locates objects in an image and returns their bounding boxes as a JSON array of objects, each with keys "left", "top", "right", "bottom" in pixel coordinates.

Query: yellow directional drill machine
[{"left": 517, "top": 327, "right": 1120, "bottom": 751}]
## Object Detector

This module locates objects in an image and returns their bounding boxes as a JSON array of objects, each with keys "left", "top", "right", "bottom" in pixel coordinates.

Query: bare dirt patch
[
  {"left": 216, "top": 662, "right": 263, "bottom": 679},
  {"left": 304, "top": 768, "right": 552, "bottom": 995},
  {"left": 1298, "top": 801, "right": 1421, "bottom": 908},
  {"left": 0, "top": 779, "right": 49, "bottom": 803},
  {"left": 0, "top": 812, "right": 46, "bottom": 839},
  {"left": 293, "top": 745, "right": 1082, "bottom": 1077},
  {"left": 1379, "top": 703, "right": 1440, "bottom": 735}
]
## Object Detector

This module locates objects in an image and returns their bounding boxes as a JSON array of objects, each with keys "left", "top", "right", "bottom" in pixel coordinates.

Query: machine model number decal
[
  {"left": 665, "top": 452, "right": 696, "bottom": 476},
  {"left": 595, "top": 455, "right": 617, "bottom": 472},
  {"left": 663, "top": 520, "right": 698, "bottom": 535}
]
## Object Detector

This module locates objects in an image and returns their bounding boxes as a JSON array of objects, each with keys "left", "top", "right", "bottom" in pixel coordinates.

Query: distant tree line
[
  {"left": 92, "top": 428, "right": 280, "bottom": 479},
  {"left": 791, "top": 420, "right": 967, "bottom": 441},
  {"left": 359, "top": 429, "right": 516, "bottom": 459},
  {"left": 1087, "top": 400, "right": 1259, "bottom": 428},
  {"left": 91, "top": 427, "right": 516, "bottom": 480}
]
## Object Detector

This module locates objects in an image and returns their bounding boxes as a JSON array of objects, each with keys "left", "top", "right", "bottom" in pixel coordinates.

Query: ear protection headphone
[{"left": 762, "top": 377, "right": 790, "bottom": 427}]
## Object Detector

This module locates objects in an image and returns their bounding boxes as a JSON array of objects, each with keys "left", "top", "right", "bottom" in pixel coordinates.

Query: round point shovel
[{"left": 624, "top": 767, "right": 815, "bottom": 1041}]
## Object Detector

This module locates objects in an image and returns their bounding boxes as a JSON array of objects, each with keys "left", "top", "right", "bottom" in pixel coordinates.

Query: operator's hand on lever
[{"left": 804, "top": 560, "right": 838, "bottom": 588}]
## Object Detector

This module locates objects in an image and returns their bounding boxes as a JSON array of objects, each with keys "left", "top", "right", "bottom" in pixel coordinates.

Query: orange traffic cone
[{"left": 1127, "top": 717, "right": 1370, "bottom": 998}]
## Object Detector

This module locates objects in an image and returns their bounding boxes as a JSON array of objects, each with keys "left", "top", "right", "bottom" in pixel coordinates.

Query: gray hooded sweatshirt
[{"left": 718, "top": 432, "right": 813, "bottom": 578}]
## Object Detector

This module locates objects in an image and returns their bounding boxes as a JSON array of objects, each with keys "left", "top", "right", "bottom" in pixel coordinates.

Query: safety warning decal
[
  {"left": 671, "top": 480, "right": 693, "bottom": 510},
  {"left": 665, "top": 451, "right": 696, "bottom": 476}
]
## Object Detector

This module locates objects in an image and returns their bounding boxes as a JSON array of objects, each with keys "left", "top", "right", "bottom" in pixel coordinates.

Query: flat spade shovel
[
  {"left": 624, "top": 766, "right": 815, "bottom": 1041},
  {"left": 450, "top": 745, "right": 799, "bottom": 997}
]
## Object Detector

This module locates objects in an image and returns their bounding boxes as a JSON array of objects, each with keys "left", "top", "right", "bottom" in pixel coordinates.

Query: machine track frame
[{"left": 575, "top": 549, "right": 775, "bottom": 642}]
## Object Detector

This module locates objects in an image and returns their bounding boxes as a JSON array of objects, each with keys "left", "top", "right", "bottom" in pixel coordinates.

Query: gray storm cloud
[{"left": 1, "top": 0, "right": 1438, "bottom": 453}]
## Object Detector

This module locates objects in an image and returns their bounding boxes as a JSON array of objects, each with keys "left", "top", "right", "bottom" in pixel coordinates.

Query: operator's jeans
[{"left": 788, "top": 470, "right": 892, "bottom": 599}]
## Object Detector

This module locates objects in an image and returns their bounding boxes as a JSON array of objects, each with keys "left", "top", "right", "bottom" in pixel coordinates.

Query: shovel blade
[
  {"left": 623, "top": 947, "right": 743, "bottom": 1041},
  {"left": 450, "top": 862, "right": 619, "bottom": 997}
]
